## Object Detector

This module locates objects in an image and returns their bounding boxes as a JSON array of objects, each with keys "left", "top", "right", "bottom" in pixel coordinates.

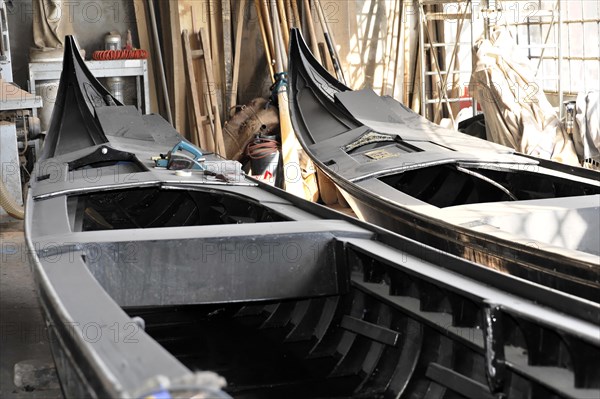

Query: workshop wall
[
  {"left": 5, "top": 0, "right": 417, "bottom": 135},
  {"left": 7, "top": 0, "right": 138, "bottom": 89}
]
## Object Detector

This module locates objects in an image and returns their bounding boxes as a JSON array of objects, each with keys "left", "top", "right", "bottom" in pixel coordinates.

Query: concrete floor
[{"left": 1, "top": 220, "right": 62, "bottom": 398}]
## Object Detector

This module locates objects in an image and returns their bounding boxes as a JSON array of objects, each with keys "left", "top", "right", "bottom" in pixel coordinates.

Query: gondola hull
[
  {"left": 287, "top": 29, "right": 600, "bottom": 303},
  {"left": 24, "top": 35, "right": 600, "bottom": 398}
]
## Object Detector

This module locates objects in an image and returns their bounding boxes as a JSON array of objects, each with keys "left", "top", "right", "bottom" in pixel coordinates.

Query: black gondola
[
  {"left": 288, "top": 29, "right": 600, "bottom": 303},
  {"left": 25, "top": 35, "right": 599, "bottom": 399}
]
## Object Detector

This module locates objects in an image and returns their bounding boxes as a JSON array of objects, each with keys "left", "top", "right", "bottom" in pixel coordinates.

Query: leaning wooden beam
[
  {"left": 274, "top": 4, "right": 289, "bottom": 67},
  {"left": 229, "top": 0, "right": 247, "bottom": 116},
  {"left": 199, "top": 28, "right": 226, "bottom": 157},
  {"left": 222, "top": 0, "right": 234, "bottom": 119},
  {"left": 382, "top": 0, "right": 400, "bottom": 95},
  {"left": 258, "top": 0, "right": 276, "bottom": 63},
  {"left": 255, "top": 0, "right": 275, "bottom": 81},
  {"left": 182, "top": 30, "right": 208, "bottom": 149},
  {"left": 291, "top": 0, "right": 301, "bottom": 30},
  {"left": 285, "top": 0, "right": 295, "bottom": 29},
  {"left": 270, "top": 0, "right": 305, "bottom": 198},
  {"left": 188, "top": 4, "right": 216, "bottom": 151},
  {"left": 277, "top": 0, "right": 290, "bottom": 48},
  {"left": 394, "top": 0, "right": 407, "bottom": 101},
  {"left": 403, "top": 2, "right": 412, "bottom": 104},
  {"left": 146, "top": 0, "right": 172, "bottom": 125},
  {"left": 133, "top": 0, "right": 158, "bottom": 114},
  {"left": 315, "top": 0, "right": 346, "bottom": 84},
  {"left": 158, "top": 0, "right": 187, "bottom": 134},
  {"left": 302, "top": 0, "right": 321, "bottom": 62},
  {"left": 207, "top": 0, "right": 225, "bottom": 122}
]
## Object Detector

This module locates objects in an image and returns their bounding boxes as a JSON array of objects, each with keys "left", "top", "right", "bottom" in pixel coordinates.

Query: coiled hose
[
  {"left": 92, "top": 49, "right": 148, "bottom": 61},
  {"left": 246, "top": 137, "right": 279, "bottom": 159},
  {"left": 0, "top": 179, "right": 24, "bottom": 219}
]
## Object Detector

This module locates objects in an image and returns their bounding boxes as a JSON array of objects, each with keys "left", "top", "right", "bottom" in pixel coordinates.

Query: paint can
[
  {"left": 104, "top": 32, "right": 122, "bottom": 51},
  {"left": 106, "top": 76, "right": 124, "bottom": 103},
  {"left": 35, "top": 80, "right": 59, "bottom": 132}
]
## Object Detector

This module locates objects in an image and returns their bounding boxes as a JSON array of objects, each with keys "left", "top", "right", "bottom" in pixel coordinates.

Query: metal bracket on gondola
[
  {"left": 484, "top": 304, "right": 506, "bottom": 395},
  {"left": 68, "top": 146, "right": 142, "bottom": 171}
]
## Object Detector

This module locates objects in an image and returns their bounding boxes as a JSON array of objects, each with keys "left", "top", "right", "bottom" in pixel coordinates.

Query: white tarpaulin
[
  {"left": 574, "top": 91, "right": 600, "bottom": 167},
  {"left": 470, "top": 28, "right": 580, "bottom": 165}
]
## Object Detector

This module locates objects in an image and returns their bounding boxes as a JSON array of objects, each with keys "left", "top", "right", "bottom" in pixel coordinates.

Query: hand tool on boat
[{"left": 154, "top": 141, "right": 206, "bottom": 170}]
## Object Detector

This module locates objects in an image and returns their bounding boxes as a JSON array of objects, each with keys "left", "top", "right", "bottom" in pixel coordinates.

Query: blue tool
[{"left": 155, "top": 141, "right": 205, "bottom": 170}]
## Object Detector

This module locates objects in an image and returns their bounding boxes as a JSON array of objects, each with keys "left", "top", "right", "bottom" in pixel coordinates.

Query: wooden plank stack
[{"left": 135, "top": 0, "right": 403, "bottom": 206}]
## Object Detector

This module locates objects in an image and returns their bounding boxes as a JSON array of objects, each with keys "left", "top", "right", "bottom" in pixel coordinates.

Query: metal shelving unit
[
  {"left": 28, "top": 59, "right": 150, "bottom": 116},
  {"left": 0, "top": 0, "right": 12, "bottom": 81}
]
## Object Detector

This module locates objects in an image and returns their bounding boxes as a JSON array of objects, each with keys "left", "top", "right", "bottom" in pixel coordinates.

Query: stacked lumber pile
[{"left": 133, "top": 0, "right": 365, "bottom": 206}]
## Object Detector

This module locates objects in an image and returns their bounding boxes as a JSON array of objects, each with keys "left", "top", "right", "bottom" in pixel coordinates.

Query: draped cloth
[
  {"left": 470, "top": 28, "right": 580, "bottom": 166},
  {"left": 32, "top": 0, "right": 73, "bottom": 51},
  {"left": 574, "top": 91, "right": 600, "bottom": 168}
]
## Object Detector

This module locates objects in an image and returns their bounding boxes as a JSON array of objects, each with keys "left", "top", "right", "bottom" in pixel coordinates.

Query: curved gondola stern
[
  {"left": 288, "top": 29, "right": 359, "bottom": 149},
  {"left": 289, "top": 28, "right": 350, "bottom": 94},
  {"left": 41, "top": 36, "right": 122, "bottom": 160}
]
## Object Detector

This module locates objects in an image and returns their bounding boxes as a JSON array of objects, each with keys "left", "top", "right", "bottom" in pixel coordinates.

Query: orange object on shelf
[{"left": 92, "top": 49, "right": 148, "bottom": 61}]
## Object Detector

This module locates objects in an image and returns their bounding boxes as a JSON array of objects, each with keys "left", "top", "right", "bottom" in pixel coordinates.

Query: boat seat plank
[
  {"left": 351, "top": 278, "right": 482, "bottom": 350},
  {"left": 34, "top": 221, "right": 371, "bottom": 308},
  {"left": 340, "top": 316, "right": 399, "bottom": 346},
  {"left": 504, "top": 346, "right": 600, "bottom": 399},
  {"left": 425, "top": 363, "right": 495, "bottom": 399}
]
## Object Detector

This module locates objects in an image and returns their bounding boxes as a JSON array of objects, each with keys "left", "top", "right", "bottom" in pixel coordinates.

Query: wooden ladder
[{"left": 181, "top": 28, "right": 226, "bottom": 156}]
